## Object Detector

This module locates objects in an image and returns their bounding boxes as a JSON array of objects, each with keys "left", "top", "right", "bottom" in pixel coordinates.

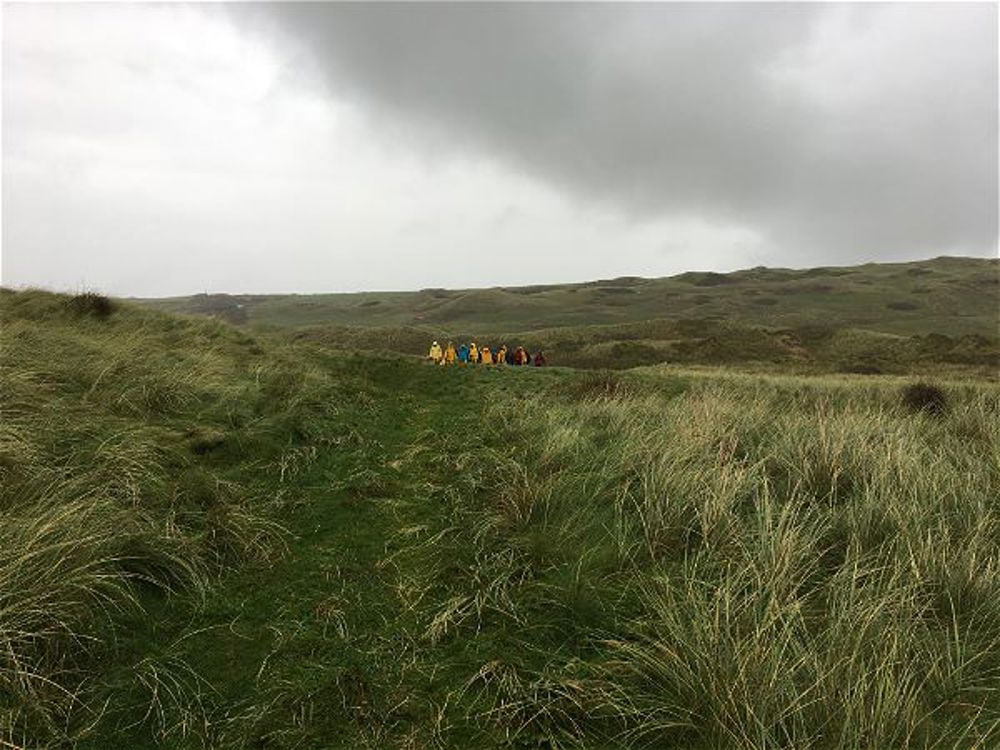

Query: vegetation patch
[
  {"left": 676, "top": 271, "right": 738, "bottom": 287},
  {"left": 901, "top": 381, "right": 949, "bottom": 416},
  {"left": 66, "top": 291, "right": 117, "bottom": 319}
]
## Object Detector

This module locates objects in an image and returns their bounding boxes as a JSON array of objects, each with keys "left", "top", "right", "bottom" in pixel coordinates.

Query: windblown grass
[
  {"left": 0, "top": 289, "right": 351, "bottom": 744},
  {"left": 395, "top": 371, "right": 1000, "bottom": 748},
  {"left": 3, "top": 287, "right": 997, "bottom": 748}
]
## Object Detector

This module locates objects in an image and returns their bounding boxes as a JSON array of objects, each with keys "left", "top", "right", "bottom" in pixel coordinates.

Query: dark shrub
[
  {"left": 901, "top": 382, "right": 948, "bottom": 416},
  {"left": 887, "top": 300, "right": 920, "bottom": 311},
  {"left": 66, "top": 291, "right": 116, "bottom": 319}
]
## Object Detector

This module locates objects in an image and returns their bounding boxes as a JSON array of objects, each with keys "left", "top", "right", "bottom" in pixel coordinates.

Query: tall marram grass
[
  {"left": 401, "top": 371, "right": 1000, "bottom": 748},
  {"left": 0, "top": 290, "right": 338, "bottom": 744}
]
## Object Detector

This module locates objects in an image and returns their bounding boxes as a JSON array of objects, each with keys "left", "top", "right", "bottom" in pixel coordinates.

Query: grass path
[{"left": 78, "top": 359, "right": 558, "bottom": 749}]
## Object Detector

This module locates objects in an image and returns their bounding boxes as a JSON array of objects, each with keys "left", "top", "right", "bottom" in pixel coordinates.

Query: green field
[
  {"left": 3, "top": 287, "right": 999, "bottom": 749},
  {"left": 139, "top": 256, "right": 999, "bottom": 338},
  {"left": 138, "top": 256, "right": 999, "bottom": 376}
]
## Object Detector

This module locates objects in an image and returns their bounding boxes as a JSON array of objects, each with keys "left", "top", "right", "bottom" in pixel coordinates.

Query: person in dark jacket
[{"left": 533, "top": 351, "right": 546, "bottom": 367}]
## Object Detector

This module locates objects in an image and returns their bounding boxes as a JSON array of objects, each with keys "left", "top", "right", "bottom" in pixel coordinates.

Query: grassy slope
[
  {"left": 289, "top": 316, "right": 999, "bottom": 377},
  {"left": 138, "top": 256, "right": 1000, "bottom": 338},
  {"left": 4, "top": 290, "right": 1000, "bottom": 749}
]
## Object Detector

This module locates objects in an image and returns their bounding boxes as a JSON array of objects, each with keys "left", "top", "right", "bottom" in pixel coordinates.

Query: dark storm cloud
[{"left": 251, "top": 2, "right": 997, "bottom": 262}]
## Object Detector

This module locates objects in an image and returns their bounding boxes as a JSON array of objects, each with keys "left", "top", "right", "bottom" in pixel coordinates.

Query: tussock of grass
[
  {"left": 902, "top": 381, "right": 949, "bottom": 416},
  {"left": 66, "top": 291, "right": 117, "bottom": 320}
]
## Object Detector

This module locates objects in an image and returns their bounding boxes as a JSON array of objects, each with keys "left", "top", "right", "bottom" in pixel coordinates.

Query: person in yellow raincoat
[
  {"left": 469, "top": 343, "right": 479, "bottom": 364},
  {"left": 428, "top": 341, "right": 443, "bottom": 364},
  {"left": 444, "top": 342, "right": 457, "bottom": 365},
  {"left": 481, "top": 346, "right": 493, "bottom": 365}
]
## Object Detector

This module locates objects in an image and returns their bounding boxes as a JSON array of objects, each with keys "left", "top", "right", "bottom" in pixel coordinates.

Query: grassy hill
[
  {"left": 288, "top": 317, "right": 998, "bottom": 376},
  {"left": 139, "top": 256, "right": 999, "bottom": 338},
  {"left": 3, "top": 288, "right": 1000, "bottom": 749}
]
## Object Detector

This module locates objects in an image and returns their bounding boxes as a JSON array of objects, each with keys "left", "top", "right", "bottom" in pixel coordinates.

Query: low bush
[
  {"left": 66, "top": 291, "right": 116, "bottom": 319},
  {"left": 901, "top": 381, "right": 948, "bottom": 415}
]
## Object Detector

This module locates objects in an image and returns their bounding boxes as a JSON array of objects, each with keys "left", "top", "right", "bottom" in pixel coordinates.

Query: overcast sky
[{"left": 2, "top": 2, "right": 996, "bottom": 297}]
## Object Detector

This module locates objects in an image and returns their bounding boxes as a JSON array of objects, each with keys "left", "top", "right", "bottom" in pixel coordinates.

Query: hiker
[
  {"left": 495, "top": 345, "right": 507, "bottom": 365},
  {"left": 514, "top": 346, "right": 528, "bottom": 366},
  {"left": 533, "top": 351, "right": 546, "bottom": 367},
  {"left": 428, "top": 340, "right": 443, "bottom": 364},
  {"left": 505, "top": 347, "right": 516, "bottom": 365},
  {"left": 469, "top": 342, "right": 479, "bottom": 364},
  {"left": 444, "top": 342, "right": 457, "bottom": 366},
  {"left": 481, "top": 346, "right": 493, "bottom": 365},
  {"left": 458, "top": 343, "right": 470, "bottom": 365}
]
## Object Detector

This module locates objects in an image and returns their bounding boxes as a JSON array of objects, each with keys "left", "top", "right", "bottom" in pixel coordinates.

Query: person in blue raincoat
[{"left": 458, "top": 343, "right": 470, "bottom": 365}]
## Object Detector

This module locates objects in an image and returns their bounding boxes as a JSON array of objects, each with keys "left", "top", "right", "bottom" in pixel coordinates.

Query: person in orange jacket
[
  {"left": 481, "top": 346, "right": 494, "bottom": 365},
  {"left": 443, "top": 342, "right": 457, "bottom": 365},
  {"left": 495, "top": 345, "right": 507, "bottom": 366}
]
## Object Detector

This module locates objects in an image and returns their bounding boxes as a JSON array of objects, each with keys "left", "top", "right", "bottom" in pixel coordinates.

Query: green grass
[
  {"left": 138, "top": 256, "right": 999, "bottom": 338},
  {"left": 137, "top": 256, "right": 999, "bottom": 374},
  {"left": 2, "top": 288, "right": 999, "bottom": 749}
]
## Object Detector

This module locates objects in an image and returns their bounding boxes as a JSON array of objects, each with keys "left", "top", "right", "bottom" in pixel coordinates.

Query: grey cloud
[{"left": 251, "top": 2, "right": 997, "bottom": 262}]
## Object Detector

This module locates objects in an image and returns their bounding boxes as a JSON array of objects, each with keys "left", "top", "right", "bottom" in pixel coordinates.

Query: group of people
[{"left": 428, "top": 341, "right": 547, "bottom": 367}]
